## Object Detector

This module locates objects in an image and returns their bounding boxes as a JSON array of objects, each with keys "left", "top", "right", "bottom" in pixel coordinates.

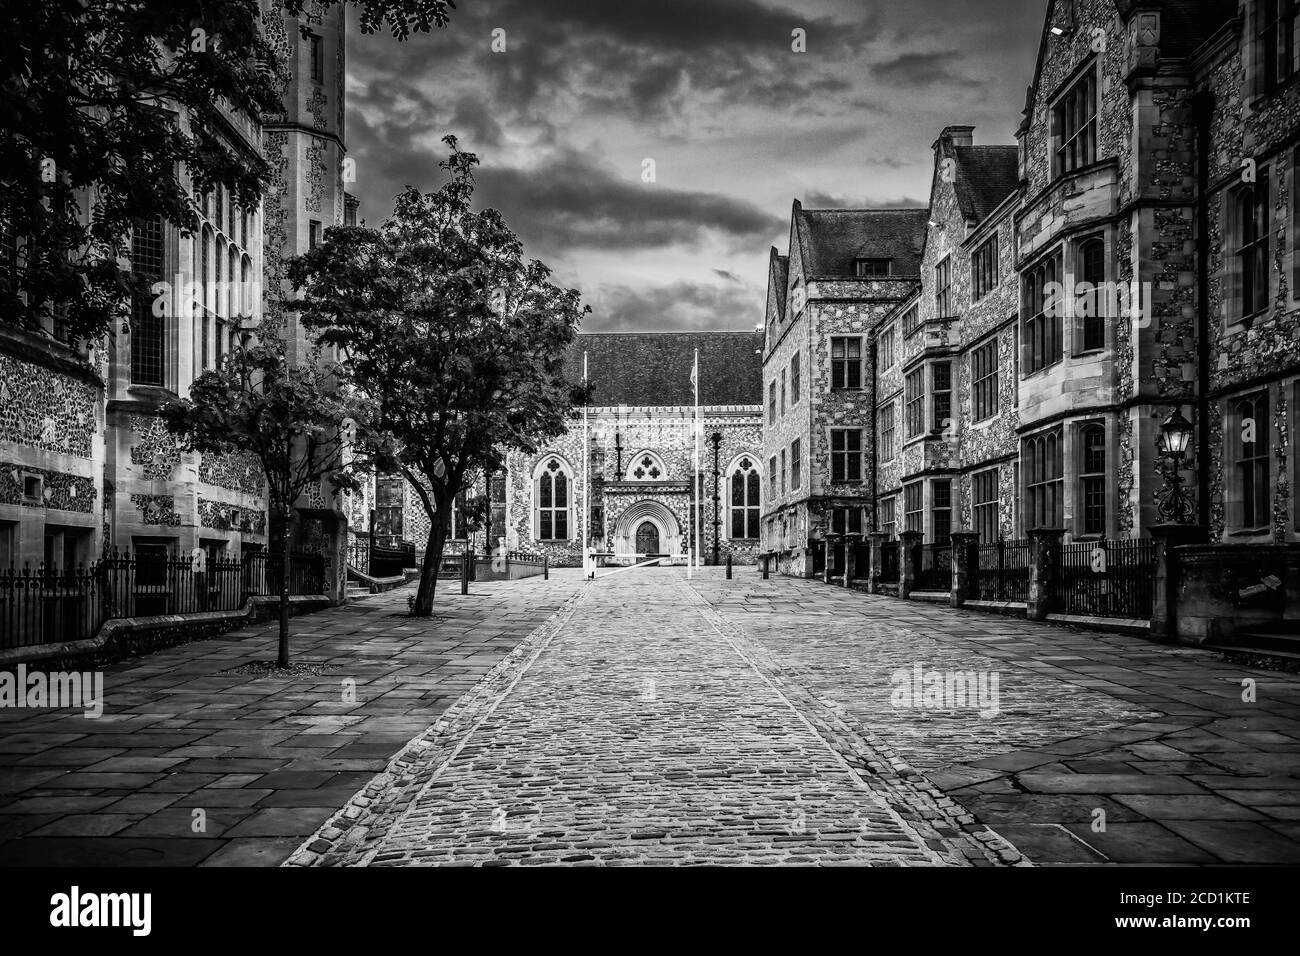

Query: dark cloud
[
  {"left": 869, "top": 50, "right": 979, "bottom": 88},
  {"left": 803, "top": 191, "right": 926, "bottom": 210},
  {"left": 343, "top": 0, "right": 1041, "bottom": 332},
  {"left": 587, "top": 280, "right": 762, "bottom": 333}
]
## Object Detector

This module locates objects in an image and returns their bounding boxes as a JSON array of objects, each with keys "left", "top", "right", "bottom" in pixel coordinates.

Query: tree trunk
[
  {"left": 277, "top": 513, "right": 292, "bottom": 667},
  {"left": 412, "top": 519, "right": 447, "bottom": 617}
]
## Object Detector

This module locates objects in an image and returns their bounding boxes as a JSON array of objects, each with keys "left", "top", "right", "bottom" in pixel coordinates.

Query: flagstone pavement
[{"left": 3, "top": 566, "right": 1300, "bottom": 866}]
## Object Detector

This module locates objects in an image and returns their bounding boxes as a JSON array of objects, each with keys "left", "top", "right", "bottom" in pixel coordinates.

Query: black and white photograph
[{"left": 0, "top": 0, "right": 1296, "bottom": 938}]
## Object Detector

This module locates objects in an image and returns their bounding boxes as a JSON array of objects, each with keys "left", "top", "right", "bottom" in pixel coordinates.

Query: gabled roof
[
  {"left": 793, "top": 206, "right": 929, "bottom": 278},
  {"left": 769, "top": 247, "right": 789, "bottom": 322},
  {"left": 566, "top": 331, "right": 763, "bottom": 407},
  {"left": 953, "top": 145, "right": 1020, "bottom": 224}
]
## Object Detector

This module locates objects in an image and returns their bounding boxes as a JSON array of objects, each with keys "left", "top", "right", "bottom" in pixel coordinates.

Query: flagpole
[
  {"left": 583, "top": 350, "right": 589, "bottom": 580},
  {"left": 694, "top": 348, "right": 701, "bottom": 572}
]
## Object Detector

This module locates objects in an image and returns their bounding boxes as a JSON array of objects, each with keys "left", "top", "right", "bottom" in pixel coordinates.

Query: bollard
[
  {"left": 468, "top": 547, "right": 476, "bottom": 582},
  {"left": 543, "top": 555, "right": 549, "bottom": 580},
  {"left": 460, "top": 550, "right": 470, "bottom": 595},
  {"left": 726, "top": 554, "right": 732, "bottom": 580},
  {"left": 762, "top": 554, "right": 770, "bottom": 580}
]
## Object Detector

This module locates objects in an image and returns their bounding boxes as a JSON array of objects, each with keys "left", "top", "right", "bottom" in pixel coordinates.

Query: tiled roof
[
  {"left": 566, "top": 331, "right": 763, "bottom": 407},
  {"left": 953, "top": 146, "right": 1020, "bottom": 224},
  {"left": 794, "top": 206, "right": 929, "bottom": 277}
]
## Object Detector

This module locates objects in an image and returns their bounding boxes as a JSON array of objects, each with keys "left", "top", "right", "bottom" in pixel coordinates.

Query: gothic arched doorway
[{"left": 635, "top": 521, "right": 660, "bottom": 555}]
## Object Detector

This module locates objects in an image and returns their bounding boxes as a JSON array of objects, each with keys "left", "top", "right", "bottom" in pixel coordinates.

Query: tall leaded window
[
  {"left": 780, "top": 367, "right": 786, "bottom": 414},
  {"left": 972, "top": 469, "right": 999, "bottom": 542},
  {"left": 879, "top": 496, "right": 897, "bottom": 539},
  {"left": 1053, "top": 62, "right": 1097, "bottom": 177},
  {"left": 769, "top": 380, "right": 777, "bottom": 423},
  {"left": 878, "top": 400, "right": 896, "bottom": 462},
  {"left": 903, "top": 482, "right": 923, "bottom": 533},
  {"left": 877, "top": 324, "right": 896, "bottom": 376},
  {"left": 902, "top": 304, "right": 921, "bottom": 337},
  {"left": 1080, "top": 424, "right": 1106, "bottom": 535},
  {"left": 1024, "top": 428, "right": 1064, "bottom": 529},
  {"left": 1024, "top": 252, "right": 1063, "bottom": 373},
  {"left": 536, "top": 457, "right": 571, "bottom": 541},
  {"left": 1231, "top": 171, "right": 1270, "bottom": 320},
  {"left": 790, "top": 352, "right": 800, "bottom": 405},
  {"left": 831, "top": 337, "right": 862, "bottom": 390},
  {"left": 971, "top": 236, "right": 999, "bottom": 302},
  {"left": 1078, "top": 237, "right": 1106, "bottom": 352},
  {"left": 935, "top": 255, "right": 953, "bottom": 317},
  {"left": 904, "top": 369, "right": 925, "bottom": 438},
  {"left": 1234, "top": 394, "right": 1271, "bottom": 528},
  {"left": 932, "top": 362, "right": 952, "bottom": 432},
  {"left": 1259, "top": 0, "right": 1298, "bottom": 93},
  {"left": 730, "top": 457, "right": 761, "bottom": 539},
  {"left": 130, "top": 217, "right": 166, "bottom": 386},
  {"left": 932, "top": 479, "right": 952, "bottom": 544},
  {"left": 791, "top": 438, "right": 801, "bottom": 490},
  {"left": 971, "top": 338, "right": 999, "bottom": 422},
  {"left": 831, "top": 429, "right": 862, "bottom": 483}
]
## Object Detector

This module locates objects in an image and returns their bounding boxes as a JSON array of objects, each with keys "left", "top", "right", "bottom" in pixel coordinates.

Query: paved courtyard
[{"left": 3, "top": 566, "right": 1300, "bottom": 866}]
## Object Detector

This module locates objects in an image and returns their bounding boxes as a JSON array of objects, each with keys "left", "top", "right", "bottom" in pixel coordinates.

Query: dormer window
[{"left": 855, "top": 258, "right": 892, "bottom": 277}]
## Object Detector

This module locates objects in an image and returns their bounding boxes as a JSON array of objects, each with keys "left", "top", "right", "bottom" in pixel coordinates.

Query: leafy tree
[
  {"left": 288, "top": 138, "right": 589, "bottom": 616},
  {"left": 1, "top": 0, "right": 456, "bottom": 343},
  {"left": 163, "top": 327, "right": 365, "bottom": 666}
]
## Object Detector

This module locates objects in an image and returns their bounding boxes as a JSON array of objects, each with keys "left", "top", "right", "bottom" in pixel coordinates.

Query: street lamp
[{"left": 1156, "top": 408, "right": 1195, "bottom": 524}]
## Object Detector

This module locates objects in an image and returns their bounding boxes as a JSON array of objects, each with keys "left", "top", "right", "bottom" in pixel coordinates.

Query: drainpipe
[{"left": 1192, "top": 89, "right": 1214, "bottom": 535}]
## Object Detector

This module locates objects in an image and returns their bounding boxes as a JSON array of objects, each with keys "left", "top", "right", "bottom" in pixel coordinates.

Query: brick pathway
[
  {"left": 690, "top": 573, "right": 1300, "bottom": 864},
  {"left": 0, "top": 574, "right": 584, "bottom": 866},
  {"left": 290, "top": 570, "right": 1020, "bottom": 866}
]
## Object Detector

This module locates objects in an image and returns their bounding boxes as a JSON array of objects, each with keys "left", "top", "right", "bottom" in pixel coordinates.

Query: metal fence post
[
  {"left": 726, "top": 554, "right": 732, "bottom": 579},
  {"left": 460, "top": 550, "right": 470, "bottom": 594}
]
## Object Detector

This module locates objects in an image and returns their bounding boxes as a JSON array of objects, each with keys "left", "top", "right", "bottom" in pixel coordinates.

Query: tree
[
  {"left": 288, "top": 138, "right": 589, "bottom": 617},
  {"left": 0, "top": 0, "right": 456, "bottom": 343},
  {"left": 163, "top": 328, "right": 365, "bottom": 666}
]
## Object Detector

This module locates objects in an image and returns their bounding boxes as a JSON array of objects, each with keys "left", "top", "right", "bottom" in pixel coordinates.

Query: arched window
[
  {"left": 626, "top": 451, "right": 667, "bottom": 481},
  {"left": 535, "top": 457, "right": 572, "bottom": 541},
  {"left": 1024, "top": 427, "right": 1063, "bottom": 529},
  {"left": 729, "top": 456, "right": 761, "bottom": 539},
  {"left": 241, "top": 255, "right": 252, "bottom": 317},
  {"left": 1079, "top": 423, "right": 1106, "bottom": 535}
]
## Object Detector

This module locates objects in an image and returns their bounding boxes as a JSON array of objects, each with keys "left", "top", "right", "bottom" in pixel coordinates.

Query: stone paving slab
[
  {"left": 0, "top": 573, "right": 585, "bottom": 866},
  {"left": 689, "top": 571, "right": 1300, "bottom": 865},
  {"left": 289, "top": 571, "right": 1018, "bottom": 867}
]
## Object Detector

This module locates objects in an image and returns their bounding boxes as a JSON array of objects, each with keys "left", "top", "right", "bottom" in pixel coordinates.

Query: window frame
[
  {"left": 904, "top": 369, "right": 925, "bottom": 439},
  {"left": 830, "top": 428, "right": 863, "bottom": 484},
  {"left": 1023, "top": 250, "right": 1063, "bottom": 374},
  {"left": 971, "top": 338, "right": 999, "bottom": 423},
  {"left": 972, "top": 468, "right": 999, "bottom": 542},
  {"left": 971, "top": 235, "right": 999, "bottom": 303},
  {"left": 1024, "top": 427, "right": 1064, "bottom": 530},
  {"left": 1232, "top": 392, "right": 1271, "bottom": 530},
  {"left": 1079, "top": 422, "right": 1107, "bottom": 536},
  {"left": 535, "top": 457, "right": 573, "bottom": 542},
  {"left": 1052, "top": 59, "right": 1098, "bottom": 178},
  {"left": 830, "top": 336, "right": 863, "bottom": 390},
  {"left": 935, "top": 255, "right": 953, "bottom": 318}
]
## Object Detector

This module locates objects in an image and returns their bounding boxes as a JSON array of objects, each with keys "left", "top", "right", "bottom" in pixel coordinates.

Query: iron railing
[
  {"left": 971, "top": 538, "right": 1031, "bottom": 603},
  {"left": 914, "top": 541, "right": 953, "bottom": 591},
  {"left": 346, "top": 540, "right": 370, "bottom": 574},
  {"left": 0, "top": 550, "right": 327, "bottom": 650},
  {"left": 879, "top": 539, "right": 900, "bottom": 583},
  {"left": 1051, "top": 538, "right": 1156, "bottom": 619}
]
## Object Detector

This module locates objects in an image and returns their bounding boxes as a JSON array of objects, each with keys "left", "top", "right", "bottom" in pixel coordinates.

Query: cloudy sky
[{"left": 345, "top": 0, "right": 1044, "bottom": 333}]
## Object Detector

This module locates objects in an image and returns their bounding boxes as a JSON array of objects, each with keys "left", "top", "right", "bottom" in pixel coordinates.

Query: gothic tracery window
[
  {"left": 627, "top": 452, "right": 666, "bottom": 481},
  {"left": 535, "top": 457, "right": 571, "bottom": 541},
  {"left": 729, "top": 456, "right": 761, "bottom": 539}
]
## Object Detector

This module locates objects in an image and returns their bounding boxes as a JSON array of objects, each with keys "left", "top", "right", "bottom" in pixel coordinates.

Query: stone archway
[{"left": 612, "top": 499, "right": 681, "bottom": 563}]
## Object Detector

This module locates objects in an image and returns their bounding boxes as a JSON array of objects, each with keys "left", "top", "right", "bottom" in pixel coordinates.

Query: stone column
[
  {"left": 899, "top": 530, "right": 923, "bottom": 600},
  {"left": 1149, "top": 523, "right": 1207, "bottom": 640},
  {"left": 867, "top": 532, "right": 888, "bottom": 594},
  {"left": 843, "top": 533, "right": 863, "bottom": 587},
  {"left": 1027, "top": 528, "right": 1065, "bottom": 621},
  {"left": 949, "top": 531, "right": 979, "bottom": 609},
  {"left": 823, "top": 535, "right": 841, "bottom": 584}
]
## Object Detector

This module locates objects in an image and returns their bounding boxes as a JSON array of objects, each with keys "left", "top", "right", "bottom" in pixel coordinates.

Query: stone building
[
  {"left": 505, "top": 332, "right": 764, "bottom": 566},
  {"left": 760, "top": 203, "right": 927, "bottom": 574},
  {"left": 875, "top": 128, "right": 1021, "bottom": 547},
  {"left": 1, "top": 1, "right": 351, "bottom": 600},
  {"left": 764, "top": 0, "right": 1300, "bottom": 583}
]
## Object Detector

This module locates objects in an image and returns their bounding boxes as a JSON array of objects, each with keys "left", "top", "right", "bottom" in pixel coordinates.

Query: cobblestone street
[{"left": 296, "top": 567, "right": 1300, "bottom": 867}]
